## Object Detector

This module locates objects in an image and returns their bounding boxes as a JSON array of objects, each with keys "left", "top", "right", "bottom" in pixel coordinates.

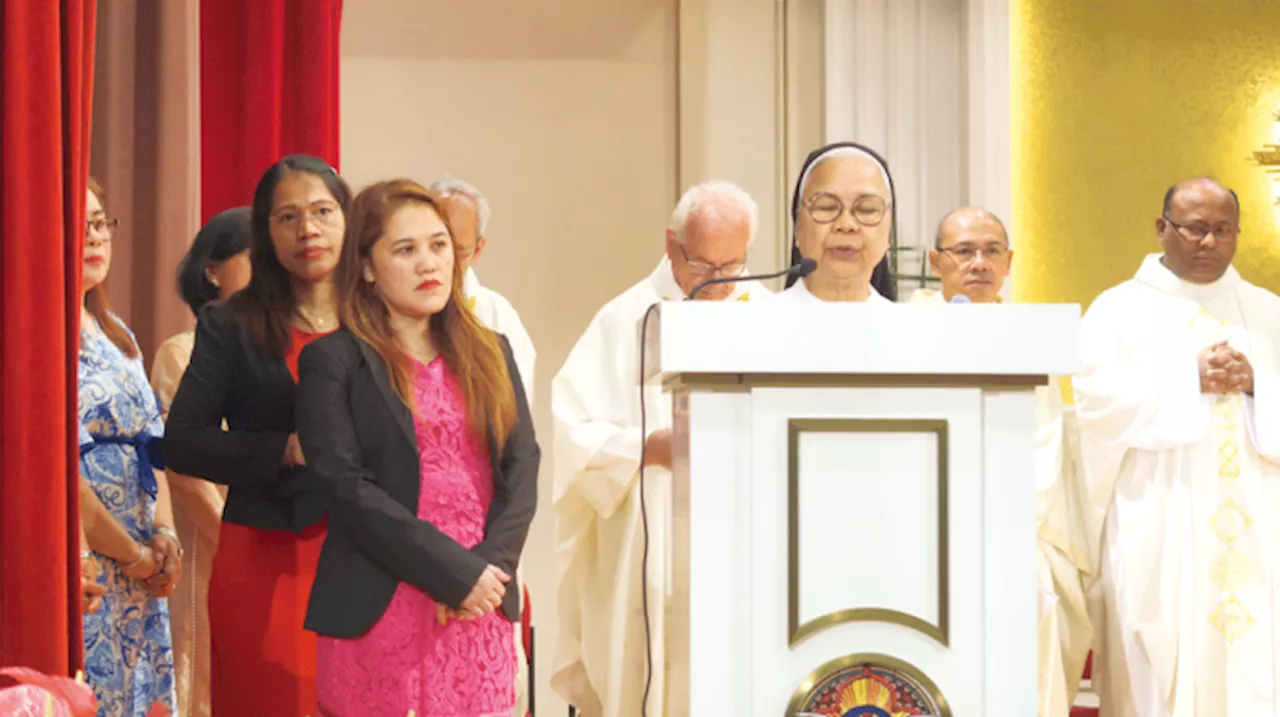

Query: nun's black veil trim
[{"left": 785, "top": 141, "right": 897, "bottom": 301}]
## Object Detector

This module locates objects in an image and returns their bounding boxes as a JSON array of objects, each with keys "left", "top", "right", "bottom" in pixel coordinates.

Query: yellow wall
[{"left": 1012, "top": 0, "right": 1280, "bottom": 306}]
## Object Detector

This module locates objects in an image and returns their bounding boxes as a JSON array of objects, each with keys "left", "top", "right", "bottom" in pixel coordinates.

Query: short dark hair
[
  {"left": 231, "top": 154, "right": 352, "bottom": 358},
  {"left": 1162, "top": 178, "right": 1240, "bottom": 216},
  {"left": 176, "top": 206, "right": 251, "bottom": 315}
]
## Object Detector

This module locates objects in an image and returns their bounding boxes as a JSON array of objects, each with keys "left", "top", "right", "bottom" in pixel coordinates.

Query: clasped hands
[
  {"left": 287, "top": 433, "right": 509, "bottom": 627},
  {"left": 435, "top": 564, "right": 511, "bottom": 627},
  {"left": 1199, "top": 340, "right": 1254, "bottom": 395},
  {"left": 120, "top": 532, "right": 184, "bottom": 599}
]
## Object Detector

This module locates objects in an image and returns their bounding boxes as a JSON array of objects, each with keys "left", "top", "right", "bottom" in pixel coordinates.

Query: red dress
[{"left": 208, "top": 326, "right": 331, "bottom": 716}]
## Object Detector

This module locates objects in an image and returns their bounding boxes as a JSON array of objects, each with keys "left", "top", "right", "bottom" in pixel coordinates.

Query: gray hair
[
  {"left": 669, "top": 180, "right": 758, "bottom": 245},
  {"left": 428, "top": 177, "right": 492, "bottom": 234}
]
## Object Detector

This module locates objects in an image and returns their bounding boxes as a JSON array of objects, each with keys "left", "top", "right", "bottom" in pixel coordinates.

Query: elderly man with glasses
[{"left": 549, "top": 180, "right": 771, "bottom": 717}]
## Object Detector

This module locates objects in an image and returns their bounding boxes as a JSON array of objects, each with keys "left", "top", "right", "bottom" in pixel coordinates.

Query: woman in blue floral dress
[{"left": 78, "top": 179, "right": 181, "bottom": 717}]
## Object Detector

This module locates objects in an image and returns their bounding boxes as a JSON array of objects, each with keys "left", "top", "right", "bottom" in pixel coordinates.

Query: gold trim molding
[
  {"left": 785, "top": 652, "right": 953, "bottom": 717},
  {"left": 787, "top": 418, "right": 950, "bottom": 648}
]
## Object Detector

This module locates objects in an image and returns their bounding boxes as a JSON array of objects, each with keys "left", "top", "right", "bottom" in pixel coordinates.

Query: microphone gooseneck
[{"left": 686, "top": 257, "right": 817, "bottom": 300}]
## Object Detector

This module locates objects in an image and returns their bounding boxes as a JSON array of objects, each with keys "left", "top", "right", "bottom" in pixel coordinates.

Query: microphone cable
[{"left": 638, "top": 301, "right": 660, "bottom": 717}]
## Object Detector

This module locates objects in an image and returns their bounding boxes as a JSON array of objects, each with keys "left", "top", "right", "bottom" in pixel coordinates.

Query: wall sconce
[{"left": 1252, "top": 109, "right": 1280, "bottom": 218}]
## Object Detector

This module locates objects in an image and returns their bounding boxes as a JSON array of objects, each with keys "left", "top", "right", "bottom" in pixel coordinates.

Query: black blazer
[
  {"left": 165, "top": 302, "right": 327, "bottom": 531},
  {"left": 296, "top": 329, "right": 540, "bottom": 638}
]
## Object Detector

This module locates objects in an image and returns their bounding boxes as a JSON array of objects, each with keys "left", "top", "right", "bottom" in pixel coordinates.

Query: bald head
[
  {"left": 1157, "top": 177, "right": 1240, "bottom": 284},
  {"left": 934, "top": 206, "right": 1008, "bottom": 249},
  {"left": 1162, "top": 177, "right": 1239, "bottom": 217},
  {"left": 928, "top": 206, "right": 1011, "bottom": 303}
]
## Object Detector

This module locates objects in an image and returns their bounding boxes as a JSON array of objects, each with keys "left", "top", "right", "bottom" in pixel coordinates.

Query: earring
[{"left": 206, "top": 271, "right": 220, "bottom": 288}]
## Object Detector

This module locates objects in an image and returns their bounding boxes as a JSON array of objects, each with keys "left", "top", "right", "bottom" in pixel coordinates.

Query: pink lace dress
[{"left": 316, "top": 356, "right": 516, "bottom": 717}]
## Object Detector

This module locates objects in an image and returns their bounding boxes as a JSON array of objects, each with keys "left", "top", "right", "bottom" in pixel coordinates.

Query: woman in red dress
[{"left": 166, "top": 154, "right": 351, "bottom": 716}]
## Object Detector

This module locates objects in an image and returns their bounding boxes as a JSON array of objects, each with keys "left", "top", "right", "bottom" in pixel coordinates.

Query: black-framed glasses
[
  {"left": 678, "top": 244, "right": 746, "bottom": 277},
  {"left": 1163, "top": 215, "right": 1239, "bottom": 242},
  {"left": 803, "top": 192, "right": 889, "bottom": 226},
  {"left": 86, "top": 217, "right": 119, "bottom": 238},
  {"left": 937, "top": 244, "right": 1010, "bottom": 265}
]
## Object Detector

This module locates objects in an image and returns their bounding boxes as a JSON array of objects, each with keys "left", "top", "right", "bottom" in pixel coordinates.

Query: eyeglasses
[
  {"left": 85, "top": 217, "right": 119, "bottom": 238},
  {"left": 937, "top": 244, "right": 1010, "bottom": 265},
  {"left": 679, "top": 244, "right": 746, "bottom": 277},
  {"left": 803, "top": 193, "right": 889, "bottom": 226},
  {"left": 1163, "top": 215, "right": 1239, "bottom": 242},
  {"left": 271, "top": 200, "right": 343, "bottom": 231}
]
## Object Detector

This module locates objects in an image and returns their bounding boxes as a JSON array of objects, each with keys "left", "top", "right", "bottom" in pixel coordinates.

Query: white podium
[{"left": 642, "top": 299, "right": 1080, "bottom": 717}]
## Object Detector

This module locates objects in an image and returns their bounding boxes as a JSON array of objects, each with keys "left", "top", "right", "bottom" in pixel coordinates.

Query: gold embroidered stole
[{"left": 1189, "top": 307, "right": 1257, "bottom": 643}]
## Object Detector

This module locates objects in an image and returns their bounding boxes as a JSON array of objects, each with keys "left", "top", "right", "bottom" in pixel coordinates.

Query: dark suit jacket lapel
[{"left": 355, "top": 339, "right": 417, "bottom": 450}]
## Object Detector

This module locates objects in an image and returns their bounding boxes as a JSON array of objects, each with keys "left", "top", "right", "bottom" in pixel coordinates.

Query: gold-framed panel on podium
[{"left": 786, "top": 418, "right": 949, "bottom": 648}]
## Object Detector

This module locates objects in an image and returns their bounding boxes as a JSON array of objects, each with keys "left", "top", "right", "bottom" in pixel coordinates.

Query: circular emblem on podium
[{"left": 786, "top": 654, "right": 949, "bottom": 717}]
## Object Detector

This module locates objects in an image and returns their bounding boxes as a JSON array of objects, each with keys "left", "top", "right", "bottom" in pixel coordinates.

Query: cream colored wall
[
  {"left": 342, "top": 2, "right": 678, "bottom": 713},
  {"left": 678, "top": 0, "right": 789, "bottom": 274},
  {"left": 343, "top": 1, "right": 791, "bottom": 712}
]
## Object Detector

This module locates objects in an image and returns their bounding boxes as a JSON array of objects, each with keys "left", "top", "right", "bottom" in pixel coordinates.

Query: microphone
[
  {"left": 949, "top": 293, "right": 971, "bottom": 303},
  {"left": 686, "top": 257, "right": 818, "bottom": 300}
]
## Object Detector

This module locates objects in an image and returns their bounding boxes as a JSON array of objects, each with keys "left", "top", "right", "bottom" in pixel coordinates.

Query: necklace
[{"left": 295, "top": 307, "right": 335, "bottom": 332}]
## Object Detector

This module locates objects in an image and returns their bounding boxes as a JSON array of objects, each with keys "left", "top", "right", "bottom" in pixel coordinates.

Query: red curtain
[
  {"left": 200, "top": 0, "right": 344, "bottom": 221},
  {"left": 0, "top": 0, "right": 98, "bottom": 675}
]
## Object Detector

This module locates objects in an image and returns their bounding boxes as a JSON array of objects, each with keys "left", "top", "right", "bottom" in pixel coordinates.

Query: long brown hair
[
  {"left": 83, "top": 177, "right": 139, "bottom": 358},
  {"left": 231, "top": 155, "right": 352, "bottom": 358},
  {"left": 338, "top": 179, "right": 517, "bottom": 453}
]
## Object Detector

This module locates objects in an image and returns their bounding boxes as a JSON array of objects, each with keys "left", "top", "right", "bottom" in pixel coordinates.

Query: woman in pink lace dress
[{"left": 295, "top": 179, "right": 540, "bottom": 717}]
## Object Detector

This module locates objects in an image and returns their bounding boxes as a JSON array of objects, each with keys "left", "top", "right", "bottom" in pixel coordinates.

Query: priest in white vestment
[
  {"left": 905, "top": 205, "right": 1093, "bottom": 715},
  {"left": 1035, "top": 375, "right": 1096, "bottom": 717},
  {"left": 777, "top": 142, "right": 897, "bottom": 304},
  {"left": 1073, "top": 178, "right": 1280, "bottom": 716},
  {"left": 550, "top": 180, "right": 771, "bottom": 717},
  {"left": 432, "top": 177, "right": 536, "bottom": 716}
]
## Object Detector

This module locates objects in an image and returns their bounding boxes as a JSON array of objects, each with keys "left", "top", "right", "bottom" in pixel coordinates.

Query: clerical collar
[
  {"left": 1135, "top": 253, "right": 1240, "bottom": 301},
  {"left": 783, "top": 276, "right": 889, "bottom": 303}
]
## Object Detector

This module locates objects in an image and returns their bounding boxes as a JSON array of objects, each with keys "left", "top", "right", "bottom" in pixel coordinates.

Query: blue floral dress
[{"left": 79, "top": 316, "right": 176, "bottom": 717}]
